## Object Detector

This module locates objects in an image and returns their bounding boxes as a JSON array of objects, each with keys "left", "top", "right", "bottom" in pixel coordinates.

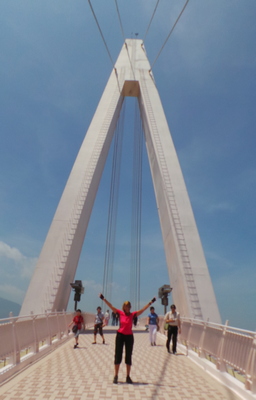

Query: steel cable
[
  {"left": 130, "top": 100, "right": 143, "bottom": 310},
  {"left": 102, "top": 101, "right": 126, "bottom": 306},
  {"left": 114, "top": 0, "right": 126, "bottom": 41},
  {"left": 150, "top": 0, "right": 190, "bottom": 71},
  {"left": 143, "top": 0, "right": 160, "bottom": 43}
]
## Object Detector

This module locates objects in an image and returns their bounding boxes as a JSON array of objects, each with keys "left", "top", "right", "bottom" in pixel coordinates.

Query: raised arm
[
  {"left": 99, "top": 293, "right": 117, "bottom": 314},
  {"left": 136, "top": 297, "right": 156, "bottom": 317}
]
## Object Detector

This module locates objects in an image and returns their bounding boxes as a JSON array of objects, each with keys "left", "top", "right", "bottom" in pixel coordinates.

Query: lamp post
[
  {"left": 158, "top": 284, "right": 172, "bottom": 314},
  {"left": 70, "top": 280, "right": 84, "bottom": 311}
]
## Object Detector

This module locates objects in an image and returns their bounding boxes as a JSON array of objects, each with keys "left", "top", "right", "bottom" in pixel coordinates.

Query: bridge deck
[{"left": 0, "top": 328, "right": 241, "bottom": 400}]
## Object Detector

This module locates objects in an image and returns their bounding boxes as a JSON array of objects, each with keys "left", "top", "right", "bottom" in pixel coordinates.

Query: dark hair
[
  {"left": 170, "top": 304, "right": 176, "bottom": 309},
  {"left": 150, "top": 306, "right": 155, "bottom": 311},
  {"left": 97, "top": 306, "right": 102, "bottom": 310},
  {"left": 76, "top": 309, "right": 81, "bottom": 313}
]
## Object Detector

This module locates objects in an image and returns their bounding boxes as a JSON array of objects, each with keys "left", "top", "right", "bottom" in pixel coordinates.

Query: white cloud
[
  {"left": 0, "top": 241, "right": 37, "bottom": 279},
  {"left": 0, "top": 283, "right": 25, "bottom": 305},
  {"left": 206, "top": 202, "right": 235, "bottom": 214},
  {"left": 82, "top": 280, "right": 102, "bottom": 292},
  {"left": 82, "top": 279, "right": 125, "bottom": 294},
  {"left": 0, "top": 241, "right": 24, "bottom": 262},
  {"left": 0, "top": 241, "right": 37, "bottom": 305}
]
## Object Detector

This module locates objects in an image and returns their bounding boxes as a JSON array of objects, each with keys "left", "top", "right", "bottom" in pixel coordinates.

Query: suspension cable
[
  {"left": 88, "top": 0, "right": 116, "bottom": 70},
  {"left": 142, "top": 0, "right": 160, "bottom": 43},
  {"left": 150, "top": 0, "right": 190, "bottom": 71},
  {"left": 114, "top": 0, "right": 125, "bottom": 41},
  {"left": 124, "top": 42, "right": 136, "bottom": 80},
  {"left": 113, "top": 1, "right": 136, "bottom": 80},
  {"left": 130, "top": 100, "right": 143, "bottom": 311},
  {"left": 102, "top": 100, "right": 126, "bottom": 306}
]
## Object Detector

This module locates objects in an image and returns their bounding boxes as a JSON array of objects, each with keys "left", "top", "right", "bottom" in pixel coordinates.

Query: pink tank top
[{"left": 116, "top": 310, "right": 137, "bottom": 335}]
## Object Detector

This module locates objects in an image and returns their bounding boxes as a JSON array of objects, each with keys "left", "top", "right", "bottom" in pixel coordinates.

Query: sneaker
[
  {"left": 92, "top": 342, "right": 96, "bottom": 344},
  {"left": 74, "top": 344, "right": 77, "bottom": 349},
  {"left": 113, "top": 375, "right": 118, "bottom": 384},
  {"left": 103, "top": 339, "right": 105, "bottom": 344},
  {"left": 126, "top": 376, "right": 133, "bottom": 384}
]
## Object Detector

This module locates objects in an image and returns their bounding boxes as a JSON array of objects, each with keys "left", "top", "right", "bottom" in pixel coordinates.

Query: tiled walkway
[{"left": 0, "top": 327, "right": 241, "bottom": 400}]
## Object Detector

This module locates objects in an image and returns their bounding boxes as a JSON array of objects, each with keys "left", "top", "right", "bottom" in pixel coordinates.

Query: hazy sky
[{"left": 0, "top": 1, "right": 255, "bottom": 331}]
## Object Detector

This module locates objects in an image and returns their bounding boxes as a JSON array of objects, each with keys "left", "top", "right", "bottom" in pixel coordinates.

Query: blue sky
[{"left": 0, "top": 1, "right": 255, "bottom": 331}]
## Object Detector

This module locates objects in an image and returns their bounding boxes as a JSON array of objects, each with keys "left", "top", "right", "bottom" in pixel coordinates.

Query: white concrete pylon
[{"left": 20, "top": 39, "right": 221, "bottom": 323}]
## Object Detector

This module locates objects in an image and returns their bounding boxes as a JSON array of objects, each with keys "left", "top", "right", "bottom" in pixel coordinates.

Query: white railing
[
  {"left": 139, "top": 316, "right": 256, "bottom": 396},
  {"left": 0, "top": 311, "right": 95, "bottom": 383},
  {"left": 1, "top": 313, "right": 256, "bottom": 396}
]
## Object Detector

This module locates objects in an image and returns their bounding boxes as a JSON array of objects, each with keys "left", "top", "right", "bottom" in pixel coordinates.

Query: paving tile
[{"left": 0, "top": 328, "right": 242, "bottom": 399}]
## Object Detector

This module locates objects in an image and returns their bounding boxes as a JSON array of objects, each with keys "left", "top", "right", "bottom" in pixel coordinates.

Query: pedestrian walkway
[{"left": 0, "top": 328, "right": 241, "bottom": 400}]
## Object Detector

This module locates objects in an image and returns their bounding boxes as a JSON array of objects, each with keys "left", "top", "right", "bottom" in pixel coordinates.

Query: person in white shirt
[
  {"left": 92, "top": 306, "right": 105, "bottom": 344},
  {"left": 104, "top": 309, "right": 110, "bottom": 326},
  {"left": 164, "top": 304, "right": 181, "bottom": 354}
]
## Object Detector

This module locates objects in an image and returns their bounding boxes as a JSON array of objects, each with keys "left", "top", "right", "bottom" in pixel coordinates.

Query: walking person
[
  {"left": 68, "top": 309, "right": 84, "bottom": 349},
  {"left": 115, "top": 312, "right": 119, "bottom": 326},
  {"left": 92, "top": 306, "right": 105, "bottom": 344},
  {"left": 164, "top": 304, "right": 181, "bottom": 354},
  {"left": 104, "top": 309, "right": 110, "bottom": 326},
  {"left": 99, "top": 293, "right": 156, "bottom": 384},
  {"left": 147, "top": 306, "right": 159, "bottom": 346},
  {"left": 111, "top": 311, "right": 116, "bottom": 326}
]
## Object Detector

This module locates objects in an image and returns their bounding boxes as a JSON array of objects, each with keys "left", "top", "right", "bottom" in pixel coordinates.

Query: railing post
[
  {"left": 66, "top": 310, "right": 72, "bottom": 336},
  {"left": 31, "top": 313, "right": 39, "bottom": 354},
  {"left": 245, "top": 332, "right": 256, "bottom": 393},
  {"left": 179, "top": 317, "right": 189, "bottom": 356},
  {"left": 199, "top": 319, "right": 208, "bottom": 359},
  {"left": 217, "top": 319, "right": 228, "bottom": 372},
  {"left": 64, "top": 310, "right": 69, "bottom": 336},
  {"left": 56, "top": 311, "right": 61, "bottom": 340},
  {"left": 186, "top": 318, "right": 193, "bottom": 353},
  {"left": 10, "top": 317, "right": 20, "bottom": 366},
  {"left": 46, "top": 312, "right": 52, "bottom": 346}
]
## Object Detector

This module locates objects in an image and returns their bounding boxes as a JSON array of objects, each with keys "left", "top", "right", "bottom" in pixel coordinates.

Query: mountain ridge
[{"left": 0, "top": 297, "right": 21, "bottom": 319}]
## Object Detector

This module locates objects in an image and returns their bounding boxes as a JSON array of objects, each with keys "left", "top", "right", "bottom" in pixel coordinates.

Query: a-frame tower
[{"left": 20, "top": 39, "right": 221, "bottom": 323}]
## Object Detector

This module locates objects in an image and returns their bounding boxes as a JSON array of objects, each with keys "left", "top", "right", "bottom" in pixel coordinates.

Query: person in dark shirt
[{"left": 147, "top": 306, "right": 159, "bottom": 345}]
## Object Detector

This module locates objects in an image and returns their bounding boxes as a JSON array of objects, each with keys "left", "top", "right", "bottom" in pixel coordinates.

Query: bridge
[
  {"left": 1, "top": 3, "right": 255, "bottom": 399},
  {"left": 0, "top": 312, "right": 255, "bottom": 399}
]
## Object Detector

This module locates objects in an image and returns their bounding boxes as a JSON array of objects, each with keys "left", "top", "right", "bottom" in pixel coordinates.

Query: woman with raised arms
[{"left": 99, "top": 293, "right": 156, "bottom": 384}]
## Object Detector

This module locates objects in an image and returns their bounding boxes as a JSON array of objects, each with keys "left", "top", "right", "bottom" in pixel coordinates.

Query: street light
[
  {"left": 158, "top": 284, "right": 172, "bottom": 314},
  {"left": 70, "top": 280, "right": 84, "bottom": 311}
]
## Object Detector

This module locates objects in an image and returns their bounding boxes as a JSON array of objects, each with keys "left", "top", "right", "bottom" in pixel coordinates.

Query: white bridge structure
[
  {"left": 1, "top": 39, "right": 255, "bottom": 400},
  {"left": 0, "top": 312, "right": 255, "bottom": 398},
  {"left": 20, "top": 39, "right": 221, "bottom": 323}
]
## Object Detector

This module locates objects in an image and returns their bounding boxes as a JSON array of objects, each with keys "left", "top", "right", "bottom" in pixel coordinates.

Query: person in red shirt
[
  {"left": 99, "top": 293, "right": 156, "bottom": 384},
  {"left": 68, "top": 309, "right": 84, "bottom": 349}
]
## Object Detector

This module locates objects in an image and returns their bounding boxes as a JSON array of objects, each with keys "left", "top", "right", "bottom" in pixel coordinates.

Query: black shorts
[
  {"left": 114, "top": 332, "right": 134, "bottom": 366},
  {"left": 94, "top": 323, "right": 103, "bottom": 336}
]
